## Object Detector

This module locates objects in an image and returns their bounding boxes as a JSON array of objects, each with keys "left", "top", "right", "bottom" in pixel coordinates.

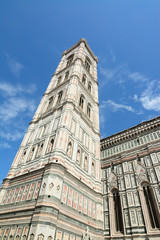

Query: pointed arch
[
  {"left": 79, "top": 94, "right": 85, "bottom": 110},
  {"left": 111, "top": 188, "right": 124, "bottom": 233},
  {"left": 64, "top": 71, "right": 69, "bottom": 80},
  {"left": 57, "top": 91, "right": 63, "bottom": 104},
  {"left": 87, "top": 103, "right": 91, "bottom": 118},
  {"left": 141, "top": 182, "right": 160, "bottom": 228},
  {"left": 88, "top": 81, "right": 92, "bottom": 93},
  {"left": 82, "top": 74, "right": 86, "bottom": 85},
  {"left": 66, "top": 54, "right": 74, "bottom": 67},
  {"left": 85, "top": 56, "right": 91, "bottom": 72}
]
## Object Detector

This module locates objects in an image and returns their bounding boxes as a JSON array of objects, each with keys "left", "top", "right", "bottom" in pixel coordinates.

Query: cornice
[{"left": 101, "top": 116, "right": 160, "bottom": 150}]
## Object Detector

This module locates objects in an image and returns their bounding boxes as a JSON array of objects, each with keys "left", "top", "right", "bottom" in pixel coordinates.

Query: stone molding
[{"left": 101, "top": 116, "right": 160, "bottom": 150}]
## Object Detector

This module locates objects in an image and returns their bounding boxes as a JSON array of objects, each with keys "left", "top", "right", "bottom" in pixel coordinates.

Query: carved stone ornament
[
  {"left": 139, "top": 173, "right": 147, "bottom": 181},
  {"left": 42, "top": 183, "right": 46, "bottom": 191},
  {"left": 57, "top": 185, "right": 60, "bottom": 191},
  {"left": 110, "top": 181, "right": 117, "bottom": 188},
  {"left": 49, "top": 182, "right": 54, "bottom": 191},
  {"left": 108, "top": 172, "right": 117, "bottom": 189}
]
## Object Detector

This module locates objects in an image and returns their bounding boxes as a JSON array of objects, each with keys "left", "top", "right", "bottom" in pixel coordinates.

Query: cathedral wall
[{"left": 101, "top": 121, "right": 160, "bottom": 239}]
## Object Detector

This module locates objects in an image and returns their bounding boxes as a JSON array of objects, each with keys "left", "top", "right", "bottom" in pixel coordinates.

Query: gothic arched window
[
  {"left": 91, "top": 160, "right": 95, "bottom": 177},
  {"left": 82, "top": 74, "right": 86, "bottom": 85},
  {"left": 22, "top": 235, "right": 27, "bottom": 240},
  {"left": 47, "top": 96, "right": 54, "bottom": 111},
  {"left": 47, "top": 237, "right": 52, "bottom": 240},
  {"left": 87, "top": 103, "right": 91, "bottom": 118},
  {"left": 143, "top": 184, "right": 160, "bottom": 228},
  {"left": 30, "top": 234, "right": 35, "bottom": 240},
  {"left": 88, "top": 81, "right": 92, "bottom": 93},
  {"left": 64, "top": 71, "right": 69, "bottom": 80},
  {"left": 57, "top": 76, "right": 62, "bottom": 85},
  {"left": 76, "top": 148, "right": 81, "bottom": 165},
  {"left": 67, "top": 140, "right": 73, "bottom": 157},
  {"left": 57, "top": 91, "right": 63, "bottom": 104},
  {"left": 37, "top": 234, "right": 44, "bottom": 240},
  {"left": 112, "top": 189, "right": 124, "bottom": 233},
  {"left": 66, "top": 54, "right": 74, "bottom": 67},
  {"left": 85, "top": 57, "right": 91, "bottom": 72},
  {"left": 36, "top": 142, "right": 44, "bottom": 158},
  {"left": 27, "top": 146, "right": 35, "bottom": 161},
  {"left": 19, "top": 150, "right": 26, "bottom": 164},
  {"left": 9, "top": 235, "right": 13, "bottom": 240},
  {"left": 84, "top": 155, "right": 88, "bottom": 171},
  {"left": 79, "top": 95, "right": 85, "bottom": 110},
  {"left": 47, "top": 137, "right": 55, "bottom": 153}
]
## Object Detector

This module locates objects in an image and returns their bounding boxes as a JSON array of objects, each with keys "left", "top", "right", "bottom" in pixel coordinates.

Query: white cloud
[
  {"left": 0, "top": 130, "right": 25, "bottom": 141},
  {"left": 100, "top": 100, "right": 135, "bottom": 112},
  {"left": 4, "top": 52, "right": 25, "bottom": 77},
  {"left": 139, "top": 80, "right": 160, "bottom": 111},
  {"left": 128, "top": 72, "right": 148, "bottom": 82},
  {"left": 0, "top": 80, "right": 37, "bottom": 146},
  {"left": 132, "top": 80, "right": 160, "bottom": 112},
  {"left": 0, "top": 82, "right": 22, "bottom": 96},
  {"left": 0, "top": 82, "right": 36, "bottom": 96},
  {"left": 100, "top": 66, "right": 148, "bottom": 87},
  {"left": 0, "top": 97, "right": 36, "bottom": 121},
  {"left": 99, "top": 64, "right": 129, "bottom": 87},
  {"left": 0, "top": 142, "right": 11, "bottom": 149},
  {"left": 99, "top": 66, "right": 120, "bottom": 87},
  {"left": 100, "top": 66, "right": 117, "bottom": 80},
  {"left": 133, "top": 94, "right": 138, "bottom": 102}
]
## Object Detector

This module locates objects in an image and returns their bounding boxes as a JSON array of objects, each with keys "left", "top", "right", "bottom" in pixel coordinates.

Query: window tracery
[
  {"left": 142, "top": 183, "right": 160, "bottom": 228},
  {"left": 36, "top": 142, "right": 44, "bottom": 158},
  {"left": 67, "top": 140, "right": 73, "bottom": 158},
  {"left": 85, "top": 57, "right": 91, "bottom": 72},
  {"left": 88, "top": 81, "right": 92, "bottom": 93},
  {"left": 57, "top": 91, "right": 63, "bottom": 104},
  {"left": 47, "top": 137, "right": 55, "bottom": 153},
  {"left": 27, "top": 146, "right": 35, "bottom": 161},
  {"left": 112, "top": 189, "right": 124, "bottom": 233},
  {"left": 82, "top": 74, "right": 86, "bottom": 85},
  {"left": 64, "top": 71, "right": 69, "bottom": 80},
  {"left": 76, "top": 148, "right": 81, "bottom": 165},
  {"left": 84, "top": 155, "right": 88, "bottom": 171},
  {"left": 87, "top": 103, "right": 91, "bottom": 118},
  {"left": 47, "top": 96, "right": 54, "bottom": 111},
  {"left": 57, "top": 76, "right": 62, "bottom": 85},
  {"left": 79, "top": 95, "right": 84, "bottom": 109},
  {"left": 66, "top": 54, "right": 74, "bottom": 67},
  {"left": 19, "top": 150, "right": 26, "bottom": 164}
]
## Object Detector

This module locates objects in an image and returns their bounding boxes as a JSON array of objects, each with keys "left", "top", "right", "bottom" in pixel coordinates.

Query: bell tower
[{"left": 0, "top": 39, "right": 104, "bottom": 240}]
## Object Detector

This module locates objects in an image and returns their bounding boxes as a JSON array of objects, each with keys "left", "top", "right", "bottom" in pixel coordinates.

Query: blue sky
[{"left": 0, "top": 0, "right": 160, "bottom": 182}]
